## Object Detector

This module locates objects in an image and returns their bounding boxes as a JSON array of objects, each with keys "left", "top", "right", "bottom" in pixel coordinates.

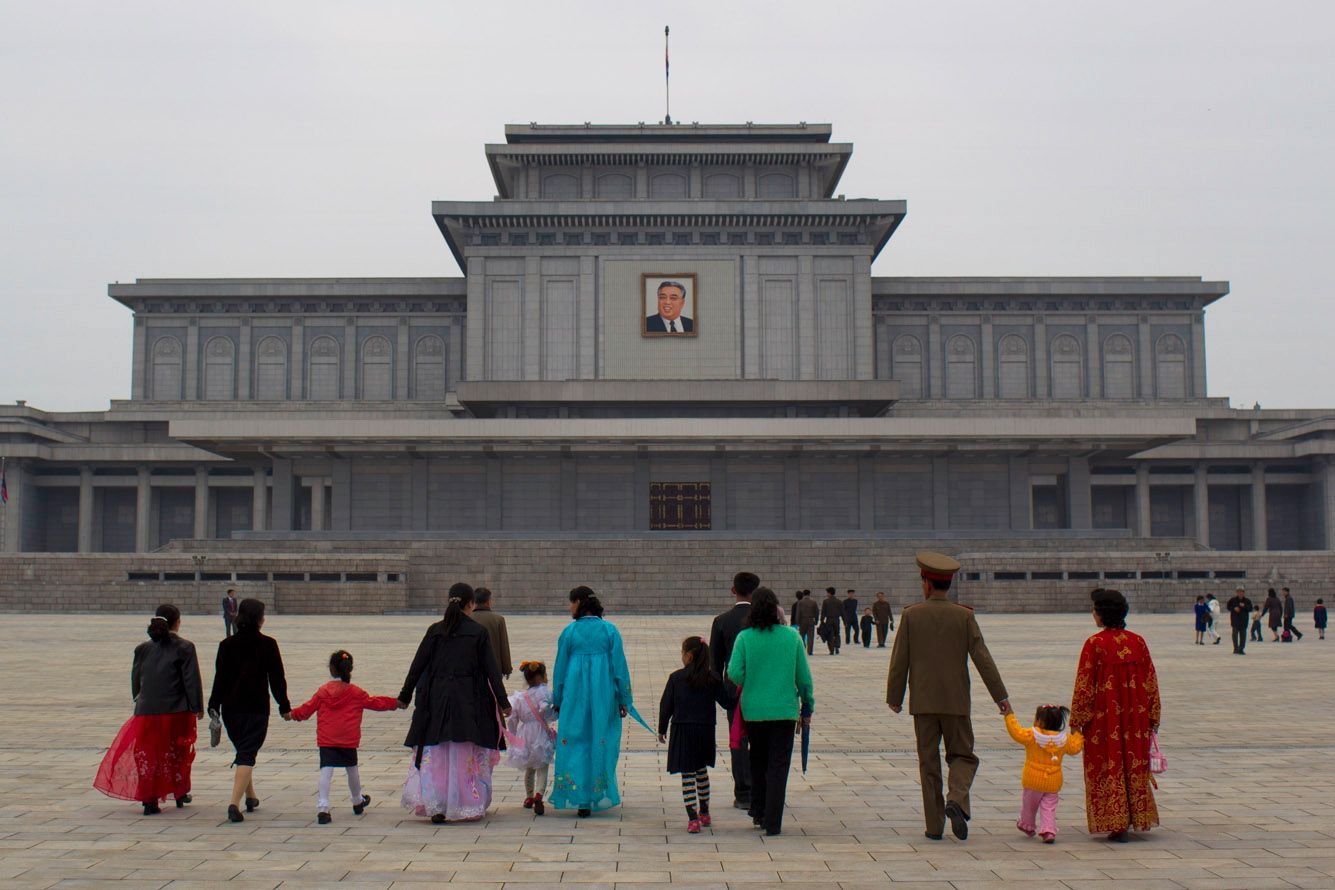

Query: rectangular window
[{"left": 649, "top": 481, "right": 712, "bottom": 530}]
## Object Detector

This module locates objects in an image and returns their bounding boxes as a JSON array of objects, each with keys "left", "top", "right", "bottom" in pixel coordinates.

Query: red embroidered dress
[{"left": 1070, "top": 627, "right": 1161, "bottom": 834}]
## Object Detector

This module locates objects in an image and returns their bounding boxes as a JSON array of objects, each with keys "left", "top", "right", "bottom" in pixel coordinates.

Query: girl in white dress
[{"left": 505, "top": 661, "right": 557, "bottom": 815}]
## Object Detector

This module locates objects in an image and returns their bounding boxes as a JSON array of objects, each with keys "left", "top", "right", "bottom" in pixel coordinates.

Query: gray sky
[{"left": 2, "top": 0, "right": 1332, "bottom": 411}]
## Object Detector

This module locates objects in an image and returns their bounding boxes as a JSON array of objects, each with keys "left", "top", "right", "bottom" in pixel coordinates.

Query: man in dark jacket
[
  {"left": 842, "top": 589, "right": 860, "bottom": 645},
  {"left": 470, "top": 587, "right": 512, "bottom": 679},
  {"left": 794, "top": 590, "right": 820, "bottom": 654},
  {"left": 710, "top": 570, "right": 760, "bottom": 809},
  {"left": 221, "top": 589, "right": 239, "bottom": 638},
  {"left": 872, "top": 592, "right": 894, "bottom": 647},
  {"left": 819, "top": 587, "right": 842, "bottom": 655},
  {"left": 1283, "top": 587, "right": 1304, "bottom": 640},
  {"left": 1225, "top": 586, "right": 1253, "bottom": 654}
]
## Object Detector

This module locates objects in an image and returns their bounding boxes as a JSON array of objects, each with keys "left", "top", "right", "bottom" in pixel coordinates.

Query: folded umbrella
[{"left": 800, "top": 703, "right": 812, "bottom": 773}]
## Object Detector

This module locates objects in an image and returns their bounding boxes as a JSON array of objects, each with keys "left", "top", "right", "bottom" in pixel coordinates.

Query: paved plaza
[{"left": 1, "top": 608, "right": 1332, "bottom": 889}]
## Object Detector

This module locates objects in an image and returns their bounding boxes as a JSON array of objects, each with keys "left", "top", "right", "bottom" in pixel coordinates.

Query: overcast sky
[{"left": 2, "top": 1, "right": 1332, "bottom": 411}]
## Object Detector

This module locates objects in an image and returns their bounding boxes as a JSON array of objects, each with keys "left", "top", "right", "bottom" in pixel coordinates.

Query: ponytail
[
  {"left": 329, "top": 649, "right": 354, "bottom": 682},
  {"left": 682, "top": 636, "right": 715, "bottom": 689},
  {"left": 441, "top": 582, "right": 475, "bottom": 637},
  {"left": 147, "top": 603, "right": 180, "bottom": 643}
]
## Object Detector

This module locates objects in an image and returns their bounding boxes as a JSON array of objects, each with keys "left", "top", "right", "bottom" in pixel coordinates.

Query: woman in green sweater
[{"left": 725, "top": 587, "right": 815, "bottom": 835}]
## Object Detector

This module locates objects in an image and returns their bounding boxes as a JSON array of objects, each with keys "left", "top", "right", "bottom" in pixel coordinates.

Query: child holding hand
[
  {"left": 505, "top": 661, "right": 557, "bottom": 815},
  {"left": 1005, "top": 704, "right": 1083, "bottom": 843}
]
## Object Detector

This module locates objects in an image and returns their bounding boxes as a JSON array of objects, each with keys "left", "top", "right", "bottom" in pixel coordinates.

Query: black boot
[{"left": 142, "top": 801, "right": 161, "bottom": 815}]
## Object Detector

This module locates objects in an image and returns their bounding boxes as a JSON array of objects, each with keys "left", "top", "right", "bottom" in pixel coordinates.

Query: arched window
[
  {"left": 150, "top": 336, "right": 182, "bottom": 400},
  {"left": 703, "top": 172, "right": 741, "bottom": 198},
  {"left": 945, "top": 334, "right": 977, "bottom": 399},
  {"left": 254, "top": 336, "right": 288, "bottom": 400},
  {"left": 360, "top": 335, "right": 392, "bottom": 400},
  {"left": 1102, "top": 334, "right": 1136, "bottom": 399},
  {"left": 595, "top": 172, "right": 633, "bottom": 199},
  {"left": 650, "top": 172, "right": 688, "bottom": 198},
  {"left": 1155, "top": 333, "right": 1188, "bottom": 398},
  {"left": 307, "top": 336, "right": 340, "bottom": 400},
  {"left": 997, "top": 334, "right": 1030, "bottom": 398},
  {"left": 891, "top": 335, "right": 923, "bottom": 399},
  {"left": 541, "top": 173, "right": 579, "bottom": 200},
  {"left": 413, "top": 335, "right": 446, "bottom": 400},
  {"left": 757, "top": 171, "right": 796, "bottom": 198},
  {"left": 1049, "top": 334, "right": 1083, "bottom": 399},
  {"left": 202, "top": 336, "right": 235, "bottom": 400}
]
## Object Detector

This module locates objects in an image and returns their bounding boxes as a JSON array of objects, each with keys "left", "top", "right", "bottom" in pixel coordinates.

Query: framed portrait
[{"left": 641, "top": 273, "right": 698, "bottom": 337}]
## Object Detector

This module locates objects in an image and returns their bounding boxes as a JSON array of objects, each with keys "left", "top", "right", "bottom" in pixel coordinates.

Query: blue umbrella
[{"left": 800, "top": 704, "right": 812, "bottom": 773}]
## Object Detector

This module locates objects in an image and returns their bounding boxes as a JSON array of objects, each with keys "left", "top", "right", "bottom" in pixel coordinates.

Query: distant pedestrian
[
  {"left": 1226, "top": 586, "right": 1253, "bottom": 655},
  {"left": 221, "top": 588, "right": 238, "bottom": 638},
  {"left": 793, "top": 589, "right": 819, "bottom": 656},
  {"left": 94, "top": 604, "right": 203, "bottom": 815},
  {"left": 658, "top": 636, "right": 732, "bottom": 834},
  {"left": 872, "top": 592, "right": 894, "bottom": 647},
  {"left": 860, "top": 608, "right": 874, "bottom": 649},
  {"left": 842, "top": 589, "right": 860, "bottom": 645},
  {"left": 286, "top": 649, "right": 400, "bottom": 824},
  {"left": 819, "top": 587, "right": 841, "bottom": 655},
  {"left": 1249, "top": 605, "right": 1264, "bottom": 642},
  {"left": 471, "top": 587, "right": 513, "bottom": 680},
  {"left": 1315, "top": 599, "right": 1327, "bottom": 640},
  {"left": 1262, "top": 589, "right": 1283, "bottom": 640},
  {"left": 1282, "top": 588, "right": 1303, "bottom": 641},
  {"left": 1204, "top": 594, "right": 1221, "bottom": 644},
  {"left": 1193, "top": 596, "right": 1209, "bottom": 645}
]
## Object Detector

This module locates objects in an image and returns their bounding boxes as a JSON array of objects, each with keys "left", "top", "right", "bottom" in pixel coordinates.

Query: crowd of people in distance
[
  {"left": 94, "top": 556, "right": 1169, "bottom": 846},
  {"left": 1194, "top": 586, "right": 1326, "bottom": 653}
]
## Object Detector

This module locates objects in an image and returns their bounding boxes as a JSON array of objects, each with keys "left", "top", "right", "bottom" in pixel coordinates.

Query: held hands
[
  {"left": 280, "top": 711, "right": 292, "bottom": 721},
  {"left": 195, "top": 712, "right": 204, "bottom": 721},
  {"left": 657, "top": 733, "right": 667, "bottom": 744},
  {"left": 396, "top": 700, "right": 409, "bottom": 710},
  {"left": 619, "top": 706, "right": 628, "bottom": 718},
  {"left": 502, "top": 707, "right": 513, "bottom": 719},
  {"left": 997, "top": 699, "right": 1013, "bottom": 716}
]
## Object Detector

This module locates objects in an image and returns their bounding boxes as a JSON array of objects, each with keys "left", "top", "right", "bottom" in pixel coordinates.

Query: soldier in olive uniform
[{"left": 887, "top": 551, "right": 1011, "bottom": 841}]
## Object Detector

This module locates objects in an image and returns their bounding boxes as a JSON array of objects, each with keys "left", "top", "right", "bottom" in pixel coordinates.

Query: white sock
[
  {"left": 317, "top": 767, "right": 334, "bottom": 811},
  {"left": 346, "top": 766, "right": 364, "bottom": 805}
]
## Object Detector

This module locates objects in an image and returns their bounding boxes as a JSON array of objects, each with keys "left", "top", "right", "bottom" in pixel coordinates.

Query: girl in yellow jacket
[{"left": 1005, "top": 704, "right": 1083, "bottom": 843}]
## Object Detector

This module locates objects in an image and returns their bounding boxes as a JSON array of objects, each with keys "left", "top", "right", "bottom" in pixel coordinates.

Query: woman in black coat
[
  {"left": 94, "top": 604, "right": 203, "bottom": 815},
  {"left": 207, "top": 598, "right": 290, "bottom": 823},
  {"left": 398, "top": 582, "right": 511, "bottom": 823}
]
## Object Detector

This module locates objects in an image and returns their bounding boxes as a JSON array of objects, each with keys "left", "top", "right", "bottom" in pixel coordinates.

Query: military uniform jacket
[
  {"left": 794, "top": 597, "right": 820, "bottom": 627},
  {"left": 885, "top": 596, "right": 1008, "bottom": 716}
]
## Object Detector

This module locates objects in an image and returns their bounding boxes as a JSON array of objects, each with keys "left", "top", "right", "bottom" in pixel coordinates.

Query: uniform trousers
[
  {"left": 798, "top": 622, "right": 815, "bottom": 655},
  {"left": 913, "top": 713, "right": 979, "bottom": 836},
  {"left": 875, "top": 621, "right": 890, "bottom": 647}
]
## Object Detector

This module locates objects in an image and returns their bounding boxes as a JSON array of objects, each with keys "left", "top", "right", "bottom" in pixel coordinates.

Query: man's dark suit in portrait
[{"left": 645, "top": 280, "right": 693, "bottom": 333}]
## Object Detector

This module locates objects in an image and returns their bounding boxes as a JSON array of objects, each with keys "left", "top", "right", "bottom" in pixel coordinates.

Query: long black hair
[
  {"left": 147, "top": 603, "right": 180, "bottom": 643},
  {"left": 747, "top": 587, "right": 781, "bottom": 631},
  {"left": 441, "top": 582, "right": 475, "bottom": 637},
  {"left": 234, "top": 598, "right": 265, "bottom": 632},
  {"left": 329, "top": 649, "right": 354, "bottom": 682},
  {"left": 681, "top": 636, "right": 718, "bottom": 689},
  {"left": 569, "top": 585, "right": 605, "bottom": 618}
]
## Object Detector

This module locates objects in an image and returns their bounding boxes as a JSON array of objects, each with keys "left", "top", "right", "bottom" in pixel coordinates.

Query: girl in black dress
[{"left": 657, "top": 636, "right": 733, "bottom": 834}]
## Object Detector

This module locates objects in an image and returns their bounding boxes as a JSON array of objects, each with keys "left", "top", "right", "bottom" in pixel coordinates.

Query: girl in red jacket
[{"left": 288, "top": 650, "right": 401, "bottom": 823}]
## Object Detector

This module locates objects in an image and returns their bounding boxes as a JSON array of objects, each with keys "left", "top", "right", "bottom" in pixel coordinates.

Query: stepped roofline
[{"left": 503, "top": 122, "right": 834, "bottom": 143}]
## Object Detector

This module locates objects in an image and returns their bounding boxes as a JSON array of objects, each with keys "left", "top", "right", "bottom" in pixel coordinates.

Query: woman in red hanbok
[{"left": 1070, "top": 588, "right": 1161, "bottom": 841}]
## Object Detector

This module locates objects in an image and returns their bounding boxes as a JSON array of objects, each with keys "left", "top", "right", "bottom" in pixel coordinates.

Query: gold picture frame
[{"left": 641, "top": 273, "right": 699, "bottom": 337}]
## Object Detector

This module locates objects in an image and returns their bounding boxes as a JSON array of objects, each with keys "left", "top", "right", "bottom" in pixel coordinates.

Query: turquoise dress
[{"left": 549, "top": 616, "right": 644, "bottom": 811}]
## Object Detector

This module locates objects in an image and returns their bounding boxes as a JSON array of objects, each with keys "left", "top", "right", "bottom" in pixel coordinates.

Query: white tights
[
  {"left": 317, "top": 766, "right": 364, "bottom": 812},
  {"left": 524, "top": 765, "right": 549, "bottom": 797}
]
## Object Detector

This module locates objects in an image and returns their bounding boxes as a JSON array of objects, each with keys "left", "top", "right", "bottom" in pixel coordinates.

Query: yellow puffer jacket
[{"left": 1004, "top": 713, "right": 1084, "bottom": 793}]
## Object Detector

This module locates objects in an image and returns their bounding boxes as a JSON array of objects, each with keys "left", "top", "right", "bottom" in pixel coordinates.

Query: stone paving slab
[{"left": 1, "top": 611, "right": 1332, "bottom": 887}]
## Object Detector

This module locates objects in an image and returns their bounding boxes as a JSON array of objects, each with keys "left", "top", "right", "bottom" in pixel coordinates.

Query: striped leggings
[{"left": 681, "top": 767, "right": 711, "bottom": 817}]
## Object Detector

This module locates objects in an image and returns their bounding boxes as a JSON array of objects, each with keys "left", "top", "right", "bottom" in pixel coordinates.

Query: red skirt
[{"left": 94, "top": 712, "right": 197, "bottom": 803}]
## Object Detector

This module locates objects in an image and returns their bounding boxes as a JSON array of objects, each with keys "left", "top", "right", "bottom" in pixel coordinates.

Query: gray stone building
[{"left": 2, "top": 122, "right": 1333, "bottom": 613}]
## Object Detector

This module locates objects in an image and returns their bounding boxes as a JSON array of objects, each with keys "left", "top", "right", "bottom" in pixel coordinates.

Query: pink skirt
[
  {"left": 93, "top": 712, "right": 197, "bottom": 803},
  {"left": 401, "top": 742, "right": 500, "bottom": 821}
]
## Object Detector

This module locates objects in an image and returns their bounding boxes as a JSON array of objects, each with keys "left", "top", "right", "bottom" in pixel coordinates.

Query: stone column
[
  {"left": 270, "top": 460, "right": 294, "bottom": 532},
  {"left": 1085, "top": 319, "right": 1101, "bottom": 399},
  {"left": 783, "top": 453, "right": 801, "bottom": 531},
  {"left": 1, "top": 461, "right": 24, "bottom": 552},
  {"left": 1137, "top": 317, "right": 1153, "bottom": 398},
  {"left": 559, "top": 454, "right": 577, "bottom": 532},
  {"left": 1068, "top": 456, "right": 1092, "bottom": 530},
  {"left": 1135, "top": 464, "right": 1152, "bottom": 537},
  {"left": 522, "top": 256, "right": 541, "bottom": 380},
  {"left": 1008, "top": 455, "right": 1030, "bottom": 530},
  {"left": 184, "top": 320, "right": 199, "bottom": 400},
  {"left": 193, "top": 468, "right": 209, "bottom": 539},
  {"left": 135, "top": 467, "right": 152, "bottom": 552},
  {"left": 980, "top": 318, "right": 995, "bottom": 398},
  {"left": 689, "top": 162, "right": 703, "bottom": 198},
  {"left": 852, "top": 256, "right": 874, "bottom": 380},
  {"left": 927, "top": 317, "right": 943, "bottom": 398},
  {"left": 343, "top": 319, "right": 357, "bottom": 398},
  {"left": 77, "top": 468, "right": 94, "bottom": 553},
  {"left": 411, "top": 459, "right": 430, "bottom": 531},
  {"left": 857, "top": 454, "right": 875, "bottom": 530},
  {"left": 290, "top": 318, "right": 305, "bottom": 399},
  {"left": 740, "top": 255, "right": 760, "bottom": 378},
  {"left": 1194, "top": 464, "right": 1211, "bottom": 547},
  {"left": 251, "top": 468, "right": 268, "bottom": 531},
  {"left": 237, "top": 319, "right": 252, "bottom": 400},
  {"left": 1251, "top": 463, "right": 1268, "bottom": 551},
  {"left": 709, "top": 453, "right": 728, "bottom": 531},
  {"left": 932, "top": 456, "right": 949, "bottom": 530},
  {"left": 308, "top": 480, "right": 325, "bottom": 532},
  {"left": 1191, "top": 313, "right": 1207, "bottom": 397},
  {"left": 634, "top": 162, "right": 648, "bottom": 198},
  {"left": 396, "top": 317, "right": 410, "bottom": 399},
  {"left": 331, "top": 460, "right": 352, "bottom": 532},
  {"left": 797, "top": 256, "right": 816, "bottom": 379},
  {"left": 1033, "top": 318, "right": 1048, "bottom": 398},
  {"left": 466, "top": 257, "right": 486, "bottom": 382},
  {"left": 633, "top": 452, "right": 651, "bottom": 531},
  {"left": 131, "top": 317, "right": 147, "bottom": 400},
  {"left": 577, "top": 256, "right": 596, "bottom": 379}
]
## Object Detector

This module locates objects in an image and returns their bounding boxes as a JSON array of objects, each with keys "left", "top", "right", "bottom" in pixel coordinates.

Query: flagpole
[{"left": 664, "top": 26, "right": 672, "bottom": 125}]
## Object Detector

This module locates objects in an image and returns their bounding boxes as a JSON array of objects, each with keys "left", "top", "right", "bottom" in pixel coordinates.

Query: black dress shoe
[
  {"left": 577, "top": 808, "right": 592, "bottom": 818},
  {"left": 431, "top": 813, "right": 446, "bottom": 824},
  {"left": 732, "top": 798, "right": 750, "bottom": 810},
  {"left": 924, "top": 832, "right": 943, "bottom": 840},
  {"left": 142, "top": 801, "right": 161, "bottom": 815},
  {"left": 245, "top": 796, "right": 260, "bottom": 812},
  {"left": 944, "top": 801, "right": 969, "bottom": 840},
  {"left": 317, "top": 812, "right": 331, "bottom": 824},
  {"left": 227, "top": 805, "right": 244, "bottom": 823},
  {"left": 353, "top": 795, "right": 370, "bottom": 815},
  {"left": 1107, "top": 829, "right": 1130, "bottom": 843},
  {"left": 175, "top": 794, "right": 191, "bottom": 808}
]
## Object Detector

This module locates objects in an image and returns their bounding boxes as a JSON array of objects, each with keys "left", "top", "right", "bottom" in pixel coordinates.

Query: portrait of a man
[{"left": 642, "top": 273, "right": 698, "bottom": 337}]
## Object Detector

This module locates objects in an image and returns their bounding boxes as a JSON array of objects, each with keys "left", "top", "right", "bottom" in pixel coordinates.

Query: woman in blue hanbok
[{"left": 549, "top": 586, "right": 649, "bottom": 817}]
